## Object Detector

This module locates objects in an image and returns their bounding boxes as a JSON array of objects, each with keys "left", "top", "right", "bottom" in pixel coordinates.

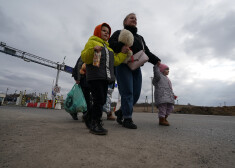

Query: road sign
[
  {"left": 53, "top": 86, "right": 60, "bottom": 93},
  {"left": 64, "top": 65, "right": 73, "bottom": 74}
]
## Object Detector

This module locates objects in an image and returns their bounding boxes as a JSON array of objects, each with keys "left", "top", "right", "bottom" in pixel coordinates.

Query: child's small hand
[
  {"left": 121, "top": 45, "right": 129, "bottom": 54},
  {"left": 80, "top": 63, "right": 86, "bottom": 75},
  {"left": 94, "top": 46, "right": 102, "bottom": 52},
  {"left": 75, "top": 80, "right": 80, "bottom": 84}
]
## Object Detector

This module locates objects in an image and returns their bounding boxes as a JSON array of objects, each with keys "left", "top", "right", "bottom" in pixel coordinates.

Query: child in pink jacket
[{"left": 152, "top": 63, "right": 177, "bottom": 126}]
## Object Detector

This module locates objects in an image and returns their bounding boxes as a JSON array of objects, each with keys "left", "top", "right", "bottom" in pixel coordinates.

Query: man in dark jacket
[{"left": 72, "top": 57, "right": 92, "bottom": 128}]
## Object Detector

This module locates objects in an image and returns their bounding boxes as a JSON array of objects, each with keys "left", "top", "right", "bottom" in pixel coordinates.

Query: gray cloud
[
  {"left": 0, "top": 8, "right": 14, "bottom": 33},
  {"left": 182, "top": 10, "right": 235, "bottom": 61},
  {"left": 174, "top": 79, "right": 235, "bottom": 106}
]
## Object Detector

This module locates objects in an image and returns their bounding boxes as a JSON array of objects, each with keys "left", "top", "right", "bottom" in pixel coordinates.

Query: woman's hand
[
  {"left": 156, "top": 61, "right": 161, "bottom": 66},
  {"left": 94, "top": 46, "right": 102, "bottom": 52},
  {"left": 121, "top": 45, "right": 130, "bottom": 54}
]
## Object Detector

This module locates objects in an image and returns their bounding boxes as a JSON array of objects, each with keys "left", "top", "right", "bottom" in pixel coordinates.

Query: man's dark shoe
[
  {"left": 122, "top": 118, "right": 137, "bottom": 129},
  {"left": 70, "top": 113, "right": 78, "bottom": 120},
  {"left": 82, "top": 112, "right": 91, "bottom": 129},
  {"left": 115, "top": 109, "right": 123, "bottom": 125},
  {"left": 90, "top": 119, "right": 108, "bottom": 135}
]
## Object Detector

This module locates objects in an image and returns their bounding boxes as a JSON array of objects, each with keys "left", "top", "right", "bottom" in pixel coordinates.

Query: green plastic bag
[{"left": 64, "top": 84, "right": 87, "bottom": 114}]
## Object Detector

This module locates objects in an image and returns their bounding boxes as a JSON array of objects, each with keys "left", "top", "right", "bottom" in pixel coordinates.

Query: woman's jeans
[{"left": 116, "top": 64, "right": 142, "bottom": 119}]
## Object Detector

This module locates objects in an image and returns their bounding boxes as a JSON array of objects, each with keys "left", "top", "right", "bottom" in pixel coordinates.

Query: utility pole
[
  {"left": 52, "top": 64, "right": 61, "bottom": 108},
  {"left": 5, "top": 88, "right": 9, "bottom": 103},
  {"left": 144, "top": 96, "right": 148, "bottom": 112},
  {"left": 5, "top": 88, "right": 9, "bottom": 96},
  {"left": 150, "top": 77, "right": 154, "bottom": 113}
]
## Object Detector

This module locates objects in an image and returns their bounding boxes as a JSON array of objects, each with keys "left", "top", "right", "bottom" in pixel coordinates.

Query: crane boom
[{"left": 0, "top": 42, "right": 73, "bottom": 74}]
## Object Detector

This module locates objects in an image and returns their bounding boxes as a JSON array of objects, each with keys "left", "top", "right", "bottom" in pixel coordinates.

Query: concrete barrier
[{"left": 39, "top": 103, "right": 47, "bottom": 108}]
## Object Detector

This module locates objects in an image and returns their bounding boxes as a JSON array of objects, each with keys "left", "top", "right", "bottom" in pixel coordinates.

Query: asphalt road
[{"left": 0, "top": 106, "right": 235, "bottom": 168}]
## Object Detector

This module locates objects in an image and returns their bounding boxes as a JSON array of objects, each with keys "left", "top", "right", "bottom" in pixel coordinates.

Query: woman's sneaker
[{"left": 122, "top": 118, "right": 137, "bottom": 129}]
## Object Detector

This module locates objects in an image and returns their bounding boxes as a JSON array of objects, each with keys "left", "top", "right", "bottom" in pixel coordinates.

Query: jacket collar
[
  {"left": 89, "top": 36, "right": 109, "bottom": 46},
  {"left": 124, "top": 25, "right": 137, "bottom": 35}
]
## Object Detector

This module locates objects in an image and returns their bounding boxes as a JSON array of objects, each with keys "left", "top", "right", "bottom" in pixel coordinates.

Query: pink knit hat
[{"left": 159, "top": 63, "right": 169, "bottom": 73}]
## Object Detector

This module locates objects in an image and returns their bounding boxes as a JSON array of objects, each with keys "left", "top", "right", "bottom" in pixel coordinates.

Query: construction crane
[{"left": 0, "top": 41, "right": 73, "bottom": 108}]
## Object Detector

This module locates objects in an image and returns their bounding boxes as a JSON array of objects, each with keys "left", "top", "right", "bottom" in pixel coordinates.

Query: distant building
[{"left": 0, "top": 93, "right": 6, "bottom": 105}]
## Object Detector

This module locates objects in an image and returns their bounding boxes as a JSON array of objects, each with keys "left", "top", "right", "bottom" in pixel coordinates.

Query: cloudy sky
[{"left": 0, "top": 0, "right": 235, "bottom": 107}]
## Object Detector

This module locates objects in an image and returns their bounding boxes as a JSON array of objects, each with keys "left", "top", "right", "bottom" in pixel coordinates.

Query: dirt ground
[
  {"left": 1, "top": 106, "right": 235, "bottom": 168},
  {"left": 133, "top": 104, "right": 235, "bottom": 116}
]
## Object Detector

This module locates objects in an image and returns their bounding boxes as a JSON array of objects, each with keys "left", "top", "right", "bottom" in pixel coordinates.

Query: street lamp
[
  {"left": 5, "top": 88, "right": 9, "bottom": 103},
  {"left": 5, "top": 88, "right": 9, "bottom": 97}
]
